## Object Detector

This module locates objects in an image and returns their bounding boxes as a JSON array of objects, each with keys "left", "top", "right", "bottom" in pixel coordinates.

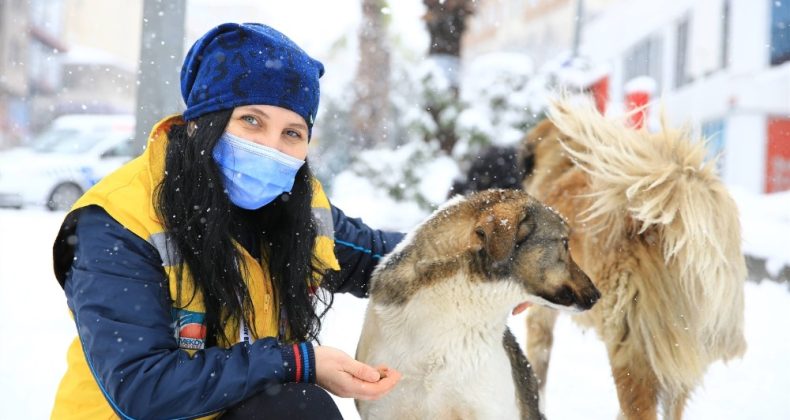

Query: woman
[{"left": 51, "top": 23, "right": 403, "bottom": 419}]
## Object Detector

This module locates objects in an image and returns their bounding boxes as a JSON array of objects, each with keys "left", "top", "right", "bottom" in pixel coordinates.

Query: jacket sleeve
[
  {"left": 329, "top": 205, "right": 405, "bottom": 297},
  {"left": 63, "top": 206, "right": 315, "bottom": 420}
]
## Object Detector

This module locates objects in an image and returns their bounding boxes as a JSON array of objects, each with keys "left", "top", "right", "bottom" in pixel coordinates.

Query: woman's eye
[
  {"left": 241, "top": 115, "right": 258, "bottom": 125},
  {"left": 285, "top": 129, "right": 304, "bottom": 140}
]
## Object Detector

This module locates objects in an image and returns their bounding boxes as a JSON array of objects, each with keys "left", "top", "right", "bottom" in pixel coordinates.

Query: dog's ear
[
  {"left": 472, "top": 211, "right": 534, "bottom": 265},
  {"left": 472, "top": 205, "right": 539, "bottom": 266}
]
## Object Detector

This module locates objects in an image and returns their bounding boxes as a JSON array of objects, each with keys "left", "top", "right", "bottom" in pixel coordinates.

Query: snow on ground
[
  {"left": 0, "top": 209, "right": 76, "bottom": 420},
  {"left": 729, "top": 187, "right": 790, "bottom": 274},
  {"left": 322, "top": 281, "right": 790, "bottom": 420},
  {"left": 1, "top": 182, "right": 789, "bottom": 419},
  {"left": 325, "top": 179, "right": 790, "bottom": 419}
]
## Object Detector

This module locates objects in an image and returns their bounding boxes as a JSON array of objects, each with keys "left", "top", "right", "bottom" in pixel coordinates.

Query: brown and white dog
[
  {"left": 520, "top": 100, "right": 747, "bottom": 419},
  {"left": 356, "top": 189, "right": 600, "bottom": 420}
]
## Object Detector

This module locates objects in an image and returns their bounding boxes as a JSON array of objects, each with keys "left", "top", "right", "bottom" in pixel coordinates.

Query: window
[
  {"left": 721, "top": 0, "right": 731, "bottom": 68},
  {"left": 623, "top": 35, "right": 663, "bottom": 92},
  {"left": 701, "top": 119, "right": 726, "bottom": 174},
  {"left": 675, "top": 16, "right": 690, "bottom": 88},
  {"left": 771, "top": 0, "right": 790, "bottom": 66}
]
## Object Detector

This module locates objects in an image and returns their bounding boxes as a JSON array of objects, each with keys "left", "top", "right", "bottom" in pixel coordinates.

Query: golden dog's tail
[{"left": 548, "top": 99, "right": 747, "bottom": 386}]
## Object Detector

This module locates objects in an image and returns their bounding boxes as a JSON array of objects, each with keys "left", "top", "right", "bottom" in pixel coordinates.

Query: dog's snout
[
  {"left": 589, "top": 287, "right": 601, "bottom": 305},
  {"left": 552, "top": 285, "right": 576, "bottom": 307},
  {"left": 547, "top": 284, "right": 600, "bottom": 310},
  {"left": 569, "top": 260, "right": 599, "bottom": 310},
  {"left": 578, "top": 286, "right": 601, "bottom": 310}
]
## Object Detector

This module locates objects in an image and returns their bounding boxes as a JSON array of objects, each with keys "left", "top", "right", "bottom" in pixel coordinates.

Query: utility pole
[
  {"left": 571, "top": 0, "right": 584, "bottom": 58},
  {"left": 133, "top": 0, "right": 186, "bottom": 151}
]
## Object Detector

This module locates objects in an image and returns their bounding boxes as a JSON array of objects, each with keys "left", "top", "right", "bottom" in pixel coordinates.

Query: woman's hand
[{"left": 313, "top": 345, "right": 401, "bottom": 400}]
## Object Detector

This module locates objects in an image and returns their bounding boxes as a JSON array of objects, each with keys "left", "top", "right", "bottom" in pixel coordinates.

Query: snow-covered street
[{"left": 0, "top": 192, "right": 788, "bottom": 418}]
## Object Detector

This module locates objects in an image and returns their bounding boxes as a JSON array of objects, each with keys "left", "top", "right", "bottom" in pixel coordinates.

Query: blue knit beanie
[{"left": 180, "top": 23, "right": 324, "bottom": 136}]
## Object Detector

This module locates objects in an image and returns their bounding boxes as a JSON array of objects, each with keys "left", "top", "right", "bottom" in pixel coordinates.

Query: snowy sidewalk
[{"left": 1, "top": 206, "right": 788, "bottom": 419}]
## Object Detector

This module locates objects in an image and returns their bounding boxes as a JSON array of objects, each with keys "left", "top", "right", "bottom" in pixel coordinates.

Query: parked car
[{"left": 0, "top": 114, "right": 137, "bottom": 211}]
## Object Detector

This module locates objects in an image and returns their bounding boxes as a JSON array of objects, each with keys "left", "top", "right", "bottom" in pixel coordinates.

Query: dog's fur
[
  {"left": 520, "top": 100, "right": 747, "bottom": 419},
  {"left": 356, "top": 189, "right": 600, "bottom": 420}
]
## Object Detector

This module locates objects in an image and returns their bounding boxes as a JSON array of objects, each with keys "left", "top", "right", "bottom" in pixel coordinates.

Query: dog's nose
[
  {"left": 554, "top": 285, "right": 576, "bottom": 307},
  {"left": 584, "top": 287, "right": 601, "bottom": 308}
]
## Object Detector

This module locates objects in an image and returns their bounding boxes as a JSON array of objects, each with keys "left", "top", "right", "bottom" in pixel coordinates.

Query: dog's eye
[
  {"left": 475, "top": 228, "right": 486, "bottom": 241},
  {"left": 562, "top": 238, "right": 569, "bottom": 250}
]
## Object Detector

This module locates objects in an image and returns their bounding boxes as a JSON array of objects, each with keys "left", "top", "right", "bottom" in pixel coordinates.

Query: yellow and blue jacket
[{"left": 51, "top": 116, "right": 403, "bottom": 419}]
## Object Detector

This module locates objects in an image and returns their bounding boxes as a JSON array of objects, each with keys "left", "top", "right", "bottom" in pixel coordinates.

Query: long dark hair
[{"left": 155, "top": 110, "right": 332, "bottom": 346}]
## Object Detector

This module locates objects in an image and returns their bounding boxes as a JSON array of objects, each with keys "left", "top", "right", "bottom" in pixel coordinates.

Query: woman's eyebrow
[
  {"left": 243, "top": 107, "right": 306, "bottom": 130},
  {"left": 245, "top": 107, "right": 269, "bottom": 119},
  {"left": 287, "top": 122, "right": 308, "bottom": 131}
]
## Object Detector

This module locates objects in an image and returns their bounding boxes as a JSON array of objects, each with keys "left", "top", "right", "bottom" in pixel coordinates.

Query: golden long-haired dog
[{"left": 520, "top": 100, "right": 747, "bottom": 419}]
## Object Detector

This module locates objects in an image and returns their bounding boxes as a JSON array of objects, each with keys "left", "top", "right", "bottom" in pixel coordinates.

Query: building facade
[
  {"left": 462, "top": 0, "right": 618, "bottom": 64},
  {"left": 0, "top": 0, "right": 70, "bottom": 145},
  {"left": 26, "top": 0, "right": 68, "bottom": 134},
  {"left": 462, "top": 0, "right": 790, "bottom": 194},
  {"left": 0, "top": 0, "right": 141, "bottom": 148},
  {"left": 58, "top": 0, "right": 142, "bottom": 118},
  {"left": 581, "top": 0, "right": 790, "bottom": 193},
  {"left": 0, "top": 0, "right": 32, "bottom": 148}
]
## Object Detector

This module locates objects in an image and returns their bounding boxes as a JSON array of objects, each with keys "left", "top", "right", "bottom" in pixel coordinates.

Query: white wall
[
  {"left": 729, "top": 0, "right": 770, "bottom": 75},
  {"left": 725, "top": 114, "right": 768, "bottom": 192},
  {"left": 735, "top": 64, "right": 790, "bottom": 115}
]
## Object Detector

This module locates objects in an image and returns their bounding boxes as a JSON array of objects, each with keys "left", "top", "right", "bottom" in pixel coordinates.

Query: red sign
[
  {"left": 625, "top": 91, "right": 650, "bottom": 129},
  {"left": 624, "top": 77, "right": 656, "bottom": 129},
  {"left": 588, "top": 76, "right": 609, "bottom": 114},
  {"left": 766, "top": 117, "right": 790, "bottom": 193}
]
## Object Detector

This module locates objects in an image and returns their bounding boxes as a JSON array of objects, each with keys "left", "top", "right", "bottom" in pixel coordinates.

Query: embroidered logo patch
[{"left": 172, "top": 309, "right": 207, "bottom": 350}]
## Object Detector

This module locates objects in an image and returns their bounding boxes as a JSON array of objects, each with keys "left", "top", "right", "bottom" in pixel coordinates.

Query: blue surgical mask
[{"left": 212, "top": 131, "right": 305, "bottom": 210}]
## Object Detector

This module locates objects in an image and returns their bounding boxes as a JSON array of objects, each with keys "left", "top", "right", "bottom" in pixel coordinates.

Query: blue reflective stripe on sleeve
[
  {"left": 73, "top": 315, "right": 224, "bottom": 420},
  {"left": 73, "top": 316, "right": 137, "bottom": 420},
  {"left": 335, "top": 239, "right": 383, "bottom": 260},
  {"left": 300, "top": 342, "right": 310, "bottom": 383}
]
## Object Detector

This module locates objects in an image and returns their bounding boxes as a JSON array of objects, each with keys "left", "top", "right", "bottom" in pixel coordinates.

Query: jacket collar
[{"left": 144, "top": 115, "right": 184, "bottom": 222}]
